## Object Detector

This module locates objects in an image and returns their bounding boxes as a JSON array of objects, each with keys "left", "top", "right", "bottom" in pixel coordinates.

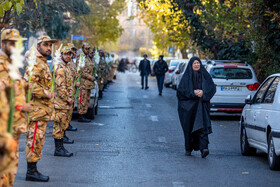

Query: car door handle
[{"left": 265, "top": 115, "right": 268, "bottom": 119}]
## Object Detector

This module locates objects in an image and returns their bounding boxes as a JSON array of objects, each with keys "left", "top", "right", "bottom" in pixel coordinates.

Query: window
[
  {"left": 210, "top": 67, "right": 253, "bottom": 79},
  {"left": 263, "top": 77, "right": 280, "bottom": 104},
  {"left": 171, "top": 61, "right": 179, "bottom": 67},
  {"left": 179, "top": 63, "right": 186, "bottom": 73},
  {"left": 254, "top": 77, "right": 274, "bottom": 104}
]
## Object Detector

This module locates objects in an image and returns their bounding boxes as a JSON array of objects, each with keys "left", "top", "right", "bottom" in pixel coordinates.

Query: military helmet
[{"left": 1, "top": 29, "right": 27, "bottom": 41}]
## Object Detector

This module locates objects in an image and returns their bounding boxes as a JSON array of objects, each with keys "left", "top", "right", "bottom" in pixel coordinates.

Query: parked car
[
  {"left": 206, "top": 60, "right": 259, "bottom": 113},
  {"left": 74, "top": 81, "right": 99, "bottom": 119},
  {"left": 176, "top": 61, "right": 189, "bottom": 89},
  {"left": 240, "top": 73, "right": 280, "bottom": 170},
  {"left": 171, "top": 60, "right": 188, "bottom": 90},
  {"left": 164, "top": 59, "right": 181, "bottom": 87}
]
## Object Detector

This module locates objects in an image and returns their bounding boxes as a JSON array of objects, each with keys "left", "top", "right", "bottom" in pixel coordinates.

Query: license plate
[{"left": 221, "top": 86, "right": 241, "bottom": 91}]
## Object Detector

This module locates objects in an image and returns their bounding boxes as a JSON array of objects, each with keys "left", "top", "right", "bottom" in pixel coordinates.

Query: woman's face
[{"left": 192, "top": 60, "right": 201, "bottom": 71}]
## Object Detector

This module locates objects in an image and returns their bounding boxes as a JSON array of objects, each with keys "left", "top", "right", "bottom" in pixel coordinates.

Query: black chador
[{"left": 177, "top": 56, "right": 216, "bottom": 157}]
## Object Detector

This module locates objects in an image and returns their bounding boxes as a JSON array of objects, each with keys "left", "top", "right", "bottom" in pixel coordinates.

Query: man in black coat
[
  {"left": 153, "top": 55, "right": 168, "bottom": 96},
  {"left": 139, "top": 54, "right": 151, "bottom": 89}
]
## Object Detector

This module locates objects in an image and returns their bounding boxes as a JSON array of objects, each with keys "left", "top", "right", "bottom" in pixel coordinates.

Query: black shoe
[
  {"left": 201, "top": 149, "right": 209, "bottom": 158},
  {"left": 54, "top": 139, "right": 73, "bottom": 157},
  {"left": 185, "top": 151, "right": 192, "bottom": 156},
  {"left": 159, "top": 93, "right": 162, "bottom": 96},
  {"left": 145, "top": 87, "right": 149, "bottom": 90},
  {"left": 63, "top": 132, "right": 74, "bottom": 144},
  {"left": 26, "top": 162, "right": 49, "bottom": 182},
  {"left": 78, "top": 114, "right": 91, "bottom": 123},
  {"left": 66, "top": 124, "right": 77, "bottom": 131},
  {"left": 141, "top": 87, "right": 144, "bottom": 89}
]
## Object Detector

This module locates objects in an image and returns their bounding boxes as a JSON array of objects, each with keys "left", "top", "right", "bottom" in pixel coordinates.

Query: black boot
[
  {"left": 78, "top": 114, "right": 91, "bottom": 122},
  {"left": 63, "top": 132, "right": 74, "bottom": 144},
  {"left": 66, "top": 124, "right": 77, "bottom": 131},
  {"left": 201, "top": 149, "right": 209, "bottom": 158},
  {"left": 54, "top": 139, "right": 73, "bottom": 157},
  {"left": 26, "top": 162, "right": 49, "bottom": 182}
]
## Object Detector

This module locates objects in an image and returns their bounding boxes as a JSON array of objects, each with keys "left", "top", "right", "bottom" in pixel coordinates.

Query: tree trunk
[{"left": 180, "top": 48, "right": 188, "bottom": 59}]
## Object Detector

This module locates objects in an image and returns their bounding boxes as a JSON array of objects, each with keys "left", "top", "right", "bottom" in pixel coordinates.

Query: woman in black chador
[{"left": 177, "top": 56, "right": 216, "bottom": 158}]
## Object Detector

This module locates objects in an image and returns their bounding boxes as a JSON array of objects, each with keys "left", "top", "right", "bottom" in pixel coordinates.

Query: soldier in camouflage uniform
[
  {"left": 65, "top": 43, "right": 78, "bottom": 132},
  {"left": 0, "top": 81, "right": 18, "bottom": 187},
  {"left": 24, "top": 35, "right": 57, "bottom": 182},
  {"left": 53, "top": 46, "right": 75, "bottom": 157},
  {"left": 97, "top": 50, "right": 106, "bottom": 98},
  {"left": 0, "top": 29, "right": 32, "bottom": 186},
  {"left": 76, "top": 43, "right": 95, "bottom": 122}
]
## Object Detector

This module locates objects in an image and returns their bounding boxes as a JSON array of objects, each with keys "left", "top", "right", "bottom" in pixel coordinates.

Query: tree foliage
[
  {"left": 74, "top": 0, "right": 126, "bottom": 47},
  {"left": 12, "top": 0, "right": 90, "bottom": 40},
  {"left": 138, "top": 0, "right": 192, "bottom": 58},
  {"left": 0, "top": 0, "right": 37, "bottom": 30}
]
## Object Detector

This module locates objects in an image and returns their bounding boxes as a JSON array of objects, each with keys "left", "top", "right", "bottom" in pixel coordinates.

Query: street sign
[
  {"left": 72, "top": 35, "right": 84, "bottom": 41},
  {"left": 168, "top": 47, "right": 175, "bottom": 53}
]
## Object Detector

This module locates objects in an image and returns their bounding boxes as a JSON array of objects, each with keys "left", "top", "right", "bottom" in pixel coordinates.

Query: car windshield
[
  {"left": 210, "top": 67, "right": 253, "bottom": 79},
  {"left": 171, "top": 61, "right": 179, "bottom": 67}
]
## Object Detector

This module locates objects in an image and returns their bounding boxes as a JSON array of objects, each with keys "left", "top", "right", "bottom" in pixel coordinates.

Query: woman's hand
[{"left": 194, "top": 89, "right": 203, "bottom": 98}]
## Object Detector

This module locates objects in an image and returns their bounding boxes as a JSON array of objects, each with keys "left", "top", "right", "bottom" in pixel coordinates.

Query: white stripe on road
[
  {"left": 146, "top": 104, "right": 152, "bottom": 108},
  {"left": 158, "top": 137, "right": 167, "bottom": 143},
  {"left": 137, "top": 81, "right": 140, "bottom": 84},
  {"left": 143, "top": 95, "right": 148, "bottom": 98},
  {"left": 172, "top": 181, "right": 185, "bottom": 187},
  {"left": 92, "top": 123, "right": 105, "bottom": 126},
  {"left": 150, "top": 116, "right": 158, "bottom": 122}
]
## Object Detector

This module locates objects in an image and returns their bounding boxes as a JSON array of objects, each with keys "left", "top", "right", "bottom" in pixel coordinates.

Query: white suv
[
  {"left": 164, "top": 59, "right": 181, "bottom": 87},
  {"left": 240, "top": 74, "right": 280, "bottom": 170},
  {"left": 206, "top": 61, "right": 259, "bottom": 113}
]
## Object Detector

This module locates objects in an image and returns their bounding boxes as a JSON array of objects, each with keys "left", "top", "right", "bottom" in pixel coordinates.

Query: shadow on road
[{"left": 210, "top": 113, "right": 241, "bottom": 121}]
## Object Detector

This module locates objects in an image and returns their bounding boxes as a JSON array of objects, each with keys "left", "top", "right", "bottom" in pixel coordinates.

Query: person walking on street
[
  {"left": 153, "top": 55, "right": 168, "bottom": 96},
  {"left": 139, "top": 54, "right": 151, "bottom": 89},
  {"left": 177, "top": 56, "right": 216, "bottom": 158},
  {"left": 24, "top": 35, "right": 57, "bottom": 182}
]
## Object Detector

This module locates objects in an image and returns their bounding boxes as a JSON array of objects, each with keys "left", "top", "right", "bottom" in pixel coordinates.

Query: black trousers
[
  {"left": 141, "top": 75, "right": 148, "bottom": 88},
  {"left": 183, "top": 128, "right": 209, "bottom": 152}
]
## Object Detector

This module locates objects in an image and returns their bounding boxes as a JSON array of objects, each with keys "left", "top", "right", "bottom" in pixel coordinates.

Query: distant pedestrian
[
  {"left": 139, "top": 54, "right": 151, "bottom": 89},
  {"left": 153, "top": 55, "right": 168, "bottom": 95},
  {"left": 177, "top": 56, "right": 216, "bottom": 158}
]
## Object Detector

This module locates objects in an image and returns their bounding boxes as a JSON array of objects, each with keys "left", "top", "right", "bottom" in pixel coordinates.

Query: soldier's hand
[
  {"left": 46, "top": 91, "right": 52, "bottom": 99},
  {"left": 68, "top": 98, "right": 74, "bottom": 104},
  {"left": 22, "top": 103, "right": 32, "bottom": 112},
  {"left": 75, "top": 82, "right": 80, "bottom": 87}
]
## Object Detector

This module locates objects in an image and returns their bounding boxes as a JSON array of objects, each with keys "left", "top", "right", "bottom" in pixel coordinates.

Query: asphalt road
[{"left": 15, "top": 72, "right": 280, "bottom": 187}]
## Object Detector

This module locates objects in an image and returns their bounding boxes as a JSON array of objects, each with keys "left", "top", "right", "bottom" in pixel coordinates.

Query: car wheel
[
  {"left": 240, "top": 125, "right": 256, "bottom": 156},
  {"left": 86, "top": 107, "right": 95, "bottom": 120},
  {"left": 268, "top": 134, "right": 280, "bottom": 170},
  {"left": 95, "top": 101, "right": 98, "bottom": 115}
]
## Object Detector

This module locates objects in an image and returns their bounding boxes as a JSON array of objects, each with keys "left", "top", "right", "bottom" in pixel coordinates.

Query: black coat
[
  {"left": 153, "top": 60, "right": 168, "bottom": 76},
  {"left": 177, "top": 57, "right": 216, "bottom": 135},
  {"left": 139, "top": 59, "right": 151, "bottom": 76}
]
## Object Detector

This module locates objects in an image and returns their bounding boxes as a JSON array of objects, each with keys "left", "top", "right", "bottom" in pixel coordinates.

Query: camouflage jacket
[
  {"left": 24, "top": 53, "right": 53, "bottom": 122},
  {"left": 54, "top": 60, "right": 73, "bottom": 110},
  {"left": 77, "top": 54, "right": 95, "bottom": 90},
  {"left": 0, "top": 80, "right": 17, "bottom": 176},
  {"left": 69, "top": 58, "right": 78, "bottom": 80},
  {"left": 0, "top": 51, "right": 27, "bottom": 134}
]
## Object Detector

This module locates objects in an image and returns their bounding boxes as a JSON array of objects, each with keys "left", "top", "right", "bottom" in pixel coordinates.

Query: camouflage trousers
[
  {"left": 77, "top": 89, "right": 91, "bottom": 115},
  {"left": 0, "top": 133, "right": 20, "bottom": 187},
  {"left": 53, "top": 109, "right": 71, "bottom": 139},
  {"left": 25, "top": 121, "right": 47, "bottom": 163}
]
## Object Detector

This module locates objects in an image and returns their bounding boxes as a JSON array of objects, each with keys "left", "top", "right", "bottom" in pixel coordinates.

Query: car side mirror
[{"left": 245, "top": 95, "right": 253, "bottom": 105}]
